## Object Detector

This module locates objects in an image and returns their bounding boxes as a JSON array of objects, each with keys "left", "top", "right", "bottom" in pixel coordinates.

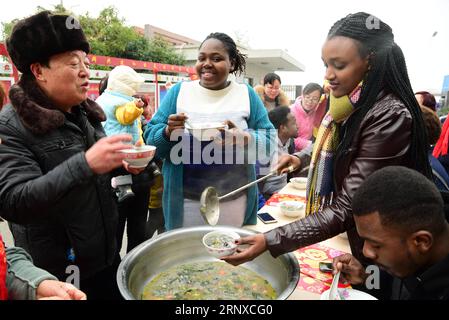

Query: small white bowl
[
  {"left": 320, "top": 288, "right": 377, "bottom": 300},
  {"left": 339, "top": 232, "right": 348, "bottom": 240},
  {"left": 290, "top": 177, "right": 308, "bottom": 190},
  {"left": 279, "top": 201, "right": 305, "bottom": 218},
  {"left": 202, "top": 230, "right": 240, "bottom": 258},
  {"left": 185, "top": 122, "right": 227, "bottom": 141},
  {"left": 118, "top": 145, "right": 156, "bottom": 168}
]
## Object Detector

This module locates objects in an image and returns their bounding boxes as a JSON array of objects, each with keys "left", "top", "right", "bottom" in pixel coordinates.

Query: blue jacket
[
  {"left": 429, "top": 152, "right": 449, "bottom": 191},
  {"left": 96, "top": 91, "right": 141, "bottom": 143},
  {"left": 144, "top": 82, "right": 275, "bottom": 230}
]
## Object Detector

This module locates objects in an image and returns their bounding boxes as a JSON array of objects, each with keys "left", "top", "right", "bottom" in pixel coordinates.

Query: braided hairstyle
[
  {"left": 328, "top": 12, "right": 431, "bottom": 178},
  {"left": 201, "top": 32, "right": 247, "bottom": 76}
]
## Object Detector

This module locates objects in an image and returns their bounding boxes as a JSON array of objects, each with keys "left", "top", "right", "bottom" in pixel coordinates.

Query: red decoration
[
  {"left": 0, "top": 235, "right": 8, "bottom": 300},
  {"left": 86, "top": 53, "right": 195, "bottom": 75},
  {"left": 295, "top": 243, "right": 351, "bottom": 294}
]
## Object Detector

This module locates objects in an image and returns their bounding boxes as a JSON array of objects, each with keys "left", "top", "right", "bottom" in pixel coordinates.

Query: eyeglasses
[
  {"left": 304, "top": 96, "right": 320, "bottom": 103},
  {"left": 265, "top": 85, "right": 280, "bottom": 91}
]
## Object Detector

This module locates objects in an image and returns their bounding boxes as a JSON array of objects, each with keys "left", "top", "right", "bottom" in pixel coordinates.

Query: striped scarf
[{"left": 305, "top": 83, "right": 362, "bottom": 216}]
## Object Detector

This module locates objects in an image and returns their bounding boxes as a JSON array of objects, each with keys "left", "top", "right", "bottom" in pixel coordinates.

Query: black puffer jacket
[{"left": 0, "top": 77, "right": 118, "bottom": 280}]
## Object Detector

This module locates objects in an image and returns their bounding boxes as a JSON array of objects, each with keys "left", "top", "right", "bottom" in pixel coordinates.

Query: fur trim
[
  {"left": 9, "top": 76, "right": 105, "bottom": 135},
  {"left": 83, "top": 98, "right": 106, "bottom": 124}
]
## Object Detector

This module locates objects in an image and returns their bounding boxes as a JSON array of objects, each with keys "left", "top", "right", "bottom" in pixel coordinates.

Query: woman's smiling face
[
  {"left": 322, "top": 36, "right": 369, "bottom": 98},
  {"left": 195, "top": 38, "right": 233, "bottom": 90}
]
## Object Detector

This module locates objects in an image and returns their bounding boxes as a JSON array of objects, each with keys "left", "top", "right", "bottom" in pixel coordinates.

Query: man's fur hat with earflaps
[
  {"left": 4, "top": 11, "right": 104, "bottom": 135},
  {"left": 6, "top": 10, "right": 90, "bottom": 74}
]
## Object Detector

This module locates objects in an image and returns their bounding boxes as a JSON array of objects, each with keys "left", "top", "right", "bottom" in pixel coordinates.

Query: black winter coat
[{"left": 0, "top": 77, "right": 118, "bottom": 280}]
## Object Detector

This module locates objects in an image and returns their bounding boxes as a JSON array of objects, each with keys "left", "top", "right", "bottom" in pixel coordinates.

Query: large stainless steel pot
[{"left": 117, "top": 226, "right": 300, "bottom": 300}]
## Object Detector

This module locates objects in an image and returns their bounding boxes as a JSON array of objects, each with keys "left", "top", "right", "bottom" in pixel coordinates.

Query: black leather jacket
[{"left": 265, "top": 92, "right": 416, "bottom": 262}]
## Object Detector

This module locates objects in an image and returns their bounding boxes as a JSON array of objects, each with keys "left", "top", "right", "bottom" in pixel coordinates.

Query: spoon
[
  {"left": 328, "top": 271, "right": 341, "bottom": 300},
  {"left": 199, "top": 165, "right": 296, "bottom": 225}
]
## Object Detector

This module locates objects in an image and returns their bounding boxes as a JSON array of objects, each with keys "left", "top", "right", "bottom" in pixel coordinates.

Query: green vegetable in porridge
[
  {"left": 141, "top": 261, "right": 277, "bottom": 300},
  {"left": 207, "top": 234, "right": 234, "bottom": 248}
]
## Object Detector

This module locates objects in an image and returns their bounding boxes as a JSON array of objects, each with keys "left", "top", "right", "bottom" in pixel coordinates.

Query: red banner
[
  {"left": 88, "top": 54, "right": 196, "bottom": 75},
  {"left": 0, "top": 42, "right": 196, "bottom": 77},
  {"left": 0, "top": 43, "right": 19, "bottom": 82}
]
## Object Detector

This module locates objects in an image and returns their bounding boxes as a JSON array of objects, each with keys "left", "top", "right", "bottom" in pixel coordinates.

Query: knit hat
[
  {"left": 107, "top": 66, "right": 145, "bottom": 97},
  {"left": 6, "top": 11, "right": 90, "bottom": 73}
]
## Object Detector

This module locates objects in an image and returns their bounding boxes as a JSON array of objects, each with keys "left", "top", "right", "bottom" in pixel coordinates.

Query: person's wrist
[
  {"left": 84, "top": 150, "right": 96, "bottom": 173},
  {"left": 164, "top": 126, "right": 170, "bottom": 139},
  {"left": 359, "top": 266, "right": 369, "bottom": 283},
  {"left": 35, "top": 279, "right": 55, "bottom": 299},
  {"left": 260, "top": 233, "right": 267, "bottom": 249}
]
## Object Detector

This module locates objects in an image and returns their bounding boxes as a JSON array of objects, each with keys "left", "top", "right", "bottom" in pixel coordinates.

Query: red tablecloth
[
  {"left": 264, "top": 193, "right": 306, "bottom": 206},
  {"left": 294, "top": 243, "right": 352, "bottom": 294}
]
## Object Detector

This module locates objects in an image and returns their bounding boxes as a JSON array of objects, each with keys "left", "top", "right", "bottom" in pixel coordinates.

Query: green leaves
[
  {"left": 146, "top": 36, "right": 186, "bottom": 66},
  {"left": 78, "top": 6, "right": 185, "bottom": 65},
  {"left": 1, "top": 5, "right": 185, "bottom": 66}
]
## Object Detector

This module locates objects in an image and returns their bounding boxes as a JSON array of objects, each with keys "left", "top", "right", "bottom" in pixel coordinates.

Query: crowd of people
[{"left": 0, "top": 10, "right": 448, "bottom": 301}]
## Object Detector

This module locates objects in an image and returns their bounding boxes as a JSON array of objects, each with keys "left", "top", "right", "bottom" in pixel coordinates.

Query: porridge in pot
[{"left": 141, "top": 261, "right": 277, "bottom": 300}]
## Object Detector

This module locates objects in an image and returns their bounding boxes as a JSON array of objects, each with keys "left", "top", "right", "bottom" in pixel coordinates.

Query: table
[{"left": 243, "top": 182, "right": 350, "bottom": 300}]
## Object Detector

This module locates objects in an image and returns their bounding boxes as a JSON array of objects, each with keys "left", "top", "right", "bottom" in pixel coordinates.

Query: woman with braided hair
[
  {"left": 145, "top": 32, "right": 274, "bottom": 229},
  {"left": 223, "top": 12, "right": 431, "bottom": 298}
]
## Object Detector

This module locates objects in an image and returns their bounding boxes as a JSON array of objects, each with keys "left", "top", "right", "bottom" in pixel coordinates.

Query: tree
[
  {"left": 146, "top": 36, "right": 186, "bottom": 66},
  {"left": 78, "top": 6, "right": 185, "bottom": 65},
  {"left": 2, "top": 4, "right": 72, "bottom": 40},
  {"left": 1, "top": 20, "right": 17, "bottom": 40},
  {"left": 79, "top": 7, "right": 138, "bottom": 58},
  {"left": 1, "top": 5, "right": 185, "bottom": 66},
  {"left": 233, "top": 30, "right": 250, "bottom": 48}
]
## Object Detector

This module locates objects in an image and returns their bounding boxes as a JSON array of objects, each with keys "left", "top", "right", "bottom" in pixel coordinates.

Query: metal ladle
[{"left": 199, "top": 165, "right": 296, "bottom": 225}]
